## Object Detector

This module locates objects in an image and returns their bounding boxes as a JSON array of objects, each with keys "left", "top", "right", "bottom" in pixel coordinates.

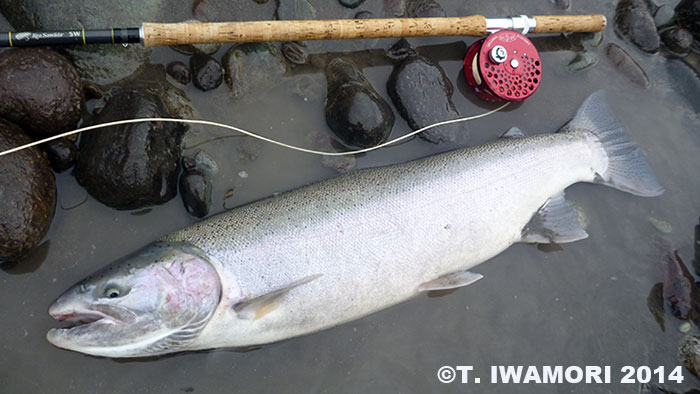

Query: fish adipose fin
[
  {"left": 418, "top": 270, "right": 483, "bottom": 292},
  {"left": 521, "top": 191, "right": 588, "bottom": 244},
  {"left": 562, "top": 91, "right": 664, "bottom": 197},
  {"left": 234, "top": 274, "right": 322, "bottom": 320}
]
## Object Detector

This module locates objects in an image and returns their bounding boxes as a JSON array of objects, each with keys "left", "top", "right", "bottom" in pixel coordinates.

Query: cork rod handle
[
  {"left": 142, "top": 14, "right": 606, "bottom": 47},
  {"left": 533, "top": 14, "right": 606, "bottom": 34},
  {"left": 142, "top": 16, "right": 487, "bottom": 46}
]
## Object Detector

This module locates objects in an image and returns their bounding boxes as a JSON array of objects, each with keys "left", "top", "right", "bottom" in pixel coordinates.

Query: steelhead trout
[{"left": 47, "top": 92, "right": 663, "bottom": 358}]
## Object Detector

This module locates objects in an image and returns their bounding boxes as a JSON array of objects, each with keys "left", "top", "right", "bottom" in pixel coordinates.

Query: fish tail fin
[{"left": 563, "top": 91, "right": 664, "bottom": 197}]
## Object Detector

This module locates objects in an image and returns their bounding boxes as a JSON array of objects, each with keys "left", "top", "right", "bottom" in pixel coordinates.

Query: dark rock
[
  {"left": 676, "top": 0, "right": 700, "bottom": 40},
  {"left": 387, "top": 38, "right": 417, "bottom": 61},
  {"left": 680, "top": 335, "right": 700, "bottom": 380},
  {"left": 190, "top": 53, "right": 223, "bottom": 91},
  {"left": 406, "top": 0, "right": 446, "bottom": 17},
  {"left": 179, "top": 168, "right": 212, "bottom": 218},
  {"left": 554, "top": 0, "right": 571, "bottom": 10},
  {"left": 83, "top": 83, "right": 104, "bottom": 100},
  {"left": 382, "top": 0, "right": 406, "bottom": 16},
  {"left": 661, "top": 27, "right": 694, "bottom": 55},
  {"left": 0, "top": 48, "right": 82, "bottom": 138},
  {"left": 615, "top": 0, "right": 661, "bottom": 53},
  {"left": 75, "top": 89, "right": 186, "bottom": 210},
  {"left": 166, "top": 61, "right": 192, "bottom": 85},
  {"left": 277, "top": 0, "right": 316, "bottom": 20},
  {"left": 339, "top": 0, "right": 365, "bottom": 9},
  {"left": 0, "top": 119, "right": 55, "bottom": 262},
  {"left": 324, "top": 58, "right": 395, "bottom": 149},
  {"left": 653, "top": 4, "right": 675, "bottom": 28},
  {"left": 193, "top": 150, "right": 218, "bottom": 174},
  {"left": 43, "top": 138, "right": 78, "bottom": 173},
  {"left": 662, "top": 249, "right": 697, "bottom": 320},
  {"left": 282, "top": 41, "right": 309, "bottom": 65},
  {"left": 567, "top": 51, "right": 599, "bottom": 72},
  {"left": 182, "top": 156, "right": 196, "bottom": 171},
  {"left": 355, "top": 10, "right": 374, "bottom": 19},
  {"left": 387, "top": 55, "right": 466, "bottom": 145},
  {"left": 606, "top": 43, "right": 650, "bottom": 88},
  {"left": 223, "top": 43, "right": 289, "bottom": 98}
]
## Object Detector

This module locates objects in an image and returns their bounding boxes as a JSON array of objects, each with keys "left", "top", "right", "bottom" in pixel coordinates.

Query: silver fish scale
[{"left": 163, "top": 131, "right": 597, "bottom": 347}]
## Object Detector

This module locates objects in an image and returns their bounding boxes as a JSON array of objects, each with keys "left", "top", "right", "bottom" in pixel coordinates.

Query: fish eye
[{"left": 104, "top": 287, "right": 122, "bottom": 299}]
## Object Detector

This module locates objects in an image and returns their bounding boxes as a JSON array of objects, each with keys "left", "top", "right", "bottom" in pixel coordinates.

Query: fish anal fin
[
  {"left": 418, "top": 271, "right": 483, "bottom": 292},
  {"left": 234, "top": 274, "right": 322, "bottom": 320},
  {"left": 521, "top": 192, "right": 588, "bottom": 244}
]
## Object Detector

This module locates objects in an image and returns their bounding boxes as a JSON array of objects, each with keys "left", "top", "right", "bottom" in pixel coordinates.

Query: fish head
[{"left": 47, "top": 242, "right": 221, "bottom": 358}]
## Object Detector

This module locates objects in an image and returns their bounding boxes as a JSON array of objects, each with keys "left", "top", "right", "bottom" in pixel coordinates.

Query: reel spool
[{"left": 464, "top": 30, "right": 542, "bottom": 102}]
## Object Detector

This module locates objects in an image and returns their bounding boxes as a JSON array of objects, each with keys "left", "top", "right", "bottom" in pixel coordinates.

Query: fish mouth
[
  {"left": 46, "top": 303, "right": 135, "bottom": 353},
  {"left": 49, "top": 309, "right": 116, "bottom": 330}
]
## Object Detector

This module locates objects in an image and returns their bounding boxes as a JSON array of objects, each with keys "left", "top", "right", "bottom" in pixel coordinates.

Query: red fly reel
[{"left": 464, "top": 30, "right": 542, "bottom": 102}]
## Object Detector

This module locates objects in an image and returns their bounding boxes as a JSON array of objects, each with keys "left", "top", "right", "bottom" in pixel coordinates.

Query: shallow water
[{"left": 2, "top": 0, "right": 700, "bottom": 393}]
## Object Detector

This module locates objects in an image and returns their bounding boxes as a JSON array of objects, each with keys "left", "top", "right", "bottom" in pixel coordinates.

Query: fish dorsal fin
[
  {"left": 521, "top": 192, "right": 588, "bottom": 244},
  {"left": 234, "top": 274, "right": 322, "bottom": 320},
  {"left": 418, "top": 270, "right": 483, "bottom": 292},
  {"left": 500, "top": 127, "right": 527, "bottom": 139}
]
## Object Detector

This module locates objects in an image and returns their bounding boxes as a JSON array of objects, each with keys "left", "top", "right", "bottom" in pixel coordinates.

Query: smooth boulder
[
  {"left": 0, "top": 119, "right": 56, "bottom": 262},
  {"left": 75, "top": 90, "right": 186, "bottom": 210},
  {"left": 615, "top": 0, "right": 660, "bottom": 53},
  {"left": 387, "top": 55, "right": 466, "bottom": 145},
  {"left": 324, "top": 58, "right": 395, "bottom": 149},
  {"left": 0, "top": 48, "right": 83, "bottom": 137}
]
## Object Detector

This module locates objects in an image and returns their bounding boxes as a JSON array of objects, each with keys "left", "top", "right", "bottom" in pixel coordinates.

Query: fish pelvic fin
[
  {"left": 418, "top": 270, "right": 483, "bottom": 292},
  {"left": 521, "top": 191, "right": 588, "bottom": 244},
  {"left": 233, "top": 274, "right": 322, "bottom": 320},
  {"left": 561, "top": 91, "right": 664, "bottom": 197}
]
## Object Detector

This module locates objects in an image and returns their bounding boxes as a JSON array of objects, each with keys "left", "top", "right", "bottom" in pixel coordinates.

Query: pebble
[
  {"left": 190, "top": 53, "right": 223, "bottom": 91},
  {"left": 338, "top": 0, "right": 365, "bottom": 8},
  {"left": 194, "top": 150, "right": 219, "bottom": 175},
  {"left": 179, "top": 169, "right": 212, "bottom": 218},
  {"left": 567, "top": 51, "right": 599, "bottom": 72},
  {"left": 43, "top": 138, "right": 78, "bottom": 173},
  {"left": 166, "top": 61, "right": 192, "bottom": 85},
  {"left": 648, "top": 216, "right": 673, "bottom": 233},
  {"left": 606, "top": 43, "right": 650, "bottom": 88},
  {"left": 661, "top": 27, "right": 694, "bottom": 55}
]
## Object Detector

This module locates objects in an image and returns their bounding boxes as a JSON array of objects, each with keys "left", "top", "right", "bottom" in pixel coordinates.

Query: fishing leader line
[{"left": 0, "top": 102, "right": 509, "bottom": 158}]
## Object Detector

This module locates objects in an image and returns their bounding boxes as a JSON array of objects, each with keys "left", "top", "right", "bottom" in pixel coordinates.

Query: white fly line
[{"left": 0, "top": 102, "right": 509, "bottom": 158}]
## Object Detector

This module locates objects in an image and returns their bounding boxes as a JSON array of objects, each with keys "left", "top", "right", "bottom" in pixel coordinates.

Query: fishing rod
[{"left": 0, "top": 14, "right": 605, "bottom": 47}]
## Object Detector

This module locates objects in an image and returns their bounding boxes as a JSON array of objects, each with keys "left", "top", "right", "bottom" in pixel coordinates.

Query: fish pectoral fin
[
  {"left": 521, "top": 191, "right": 588, "bottom": 244},
  {"left": 500, "top": 126, "right": 527, "bottom": 139},
  {"left": 418, "top": 271, "right": 484, "bottom": 292},
  {"left": 233, "top": 274, "right": 322, "bottom": 320}
]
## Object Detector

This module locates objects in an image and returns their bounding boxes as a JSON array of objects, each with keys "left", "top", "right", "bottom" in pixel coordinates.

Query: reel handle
[{"left": 142, "top": 14, "right": 606, "bottom": 47}]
